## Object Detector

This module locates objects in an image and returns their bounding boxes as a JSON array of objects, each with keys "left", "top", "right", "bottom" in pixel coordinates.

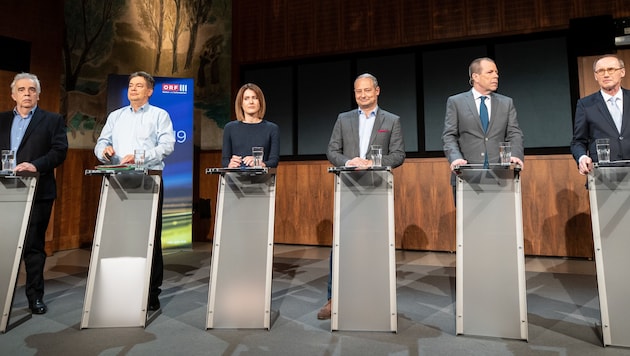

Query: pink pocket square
[{"left": 378, "top": 129, "right": 389, "bottom": 133}]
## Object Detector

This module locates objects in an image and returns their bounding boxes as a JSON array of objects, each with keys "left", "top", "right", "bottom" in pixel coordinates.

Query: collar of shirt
[
  {"left": 357, "top": 106, "right": 378, "bottom": 119},
  {"left": 13, "top": 106, "right": 36, "bottom": 119},
  {"left": 128, "top": 102, "right": 151, "bottom": 113},
  {"left": 471, "top": 88, "right": 491, "bottom": 119},
  {"left": 601, "top": 90, "right": 624, "bottom": 114}
]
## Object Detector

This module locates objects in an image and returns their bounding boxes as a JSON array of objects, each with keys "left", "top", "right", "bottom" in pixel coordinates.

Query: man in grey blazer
[
  {"left": 327, "top": 73, "right": 405, "bottom": 169},
  {"left": 442, "top": 57, "right": 524, "bottom": 175},
  {"left": 571, "top": 54, "right": 629, "bottom": 175},
  {"left": 317, "top": 73, "right": 405, "bottom": 320}
]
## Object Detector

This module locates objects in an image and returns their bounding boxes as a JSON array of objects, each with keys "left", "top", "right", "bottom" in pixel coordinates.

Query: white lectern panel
[
  {"left": 206, "top": 168, "right": 276, "bottom": 329},
  {"left": 455, "top": 165, "right": 527, "bottom": 341}
]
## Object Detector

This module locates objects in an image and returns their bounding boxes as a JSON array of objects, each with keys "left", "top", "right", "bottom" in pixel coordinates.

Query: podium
[
  {"left": 455, "top": 164, "right": 527, "bottom": 340},
  {"left": 328, "top": 166, "right": 397, "bottom": 332},
  {"left": 0, "top": 171, "right": 37, "bottom": 333},
  {"left": 588, "top": 161, "right": 630, "bottom": 347},
  {"left": 81, "top": 168, "right": 162, "bottom": 328},
  {"left": 205, "top": 167, "right": 276, "bottom": 329}
]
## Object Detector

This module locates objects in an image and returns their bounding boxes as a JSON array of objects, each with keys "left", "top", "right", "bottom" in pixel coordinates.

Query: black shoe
[
  {"left": 29, "top": 299, "right": 47, "bottom": 314},
  {"left": 148, "top": 299, "right": 160, "bottom": 311}
]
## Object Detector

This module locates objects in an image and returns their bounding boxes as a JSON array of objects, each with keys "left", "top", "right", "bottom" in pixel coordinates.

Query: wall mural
[{"left": 62, "top": 0, "right": 231, "bottom": 150}]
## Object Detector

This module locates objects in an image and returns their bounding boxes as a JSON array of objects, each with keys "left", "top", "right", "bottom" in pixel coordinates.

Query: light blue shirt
[
  {"left": 358, "top": 106, "right": 377, "bottom": 159},
  {"left": 94, "top": 103, "right": 175, "bottom": 170},
  {"left": 11, "top": 106, "right": 35, "bottom": 153}
]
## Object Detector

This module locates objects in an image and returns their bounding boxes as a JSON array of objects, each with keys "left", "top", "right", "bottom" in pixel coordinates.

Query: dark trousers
[
  {"left": 24, "top": 199, "right": 54, "bottom": 303},
  {"left": 149, "top": 180, "right": 164, "bottom": 301}
]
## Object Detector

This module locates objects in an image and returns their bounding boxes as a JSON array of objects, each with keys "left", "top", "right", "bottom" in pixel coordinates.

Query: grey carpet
[{"left": 0, "top": 245, "right": 629, "bottom": 355}]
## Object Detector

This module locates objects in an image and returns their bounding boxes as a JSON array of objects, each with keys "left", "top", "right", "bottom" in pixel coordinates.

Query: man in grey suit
[
  {"left": 442, "top": 57, "right": 524, "bottom": 175},
  {"left": 317, "top": 73, "right": 405, "bottom": 320},
  {"left": 571, "top": 54, "right": 629, "bottom": 175}
]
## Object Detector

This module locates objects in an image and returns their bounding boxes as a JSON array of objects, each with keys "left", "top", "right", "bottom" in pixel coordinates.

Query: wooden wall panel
[
  {"left": 467, "top": 0, "right": 501, "bottom": 36},
  {"left": 234, "top": 0, "right": 630, "bottom": 64},
  {"left": 341, "top": 1, "right": 372, "bottom": 51},
  {"left": 539, "top": 0, "right": 573, "bottom": 28},
  {"left": 54, "top": 150, "right": 595, "bottom": 258},
  {"left": 288, "top": 1, "right": 314, "bottom": 56},
  {"left": 432, "top": 0, "right": 467, "bottom": 40},
  {"left": 372, "top": 0, "right": 402, "bottom": 48},
  {"left": 401, "top": 0, "right": 432, "bottom": 44},
  {"left": 193, "top": 153, "right": 593, "bottom": 258},
  {"left": 502, "top": 0, "right": 538, "bottom": 32},
  {"left": 263, "top": 0, "right": 288, "bottom": 59},
  {"left": 54, "top": 149, "right": 102, "bottom": 251},
  {"left": 521, "top": 155, "right": 593, "bottom": 258},
  {"left": 314, "top": 0, "right": 340, "bottom": 55}
]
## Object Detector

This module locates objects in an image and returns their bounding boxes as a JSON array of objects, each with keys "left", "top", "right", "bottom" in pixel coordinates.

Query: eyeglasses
[{"left": 595, "top": 67, "right": 624, "bottom": 76}]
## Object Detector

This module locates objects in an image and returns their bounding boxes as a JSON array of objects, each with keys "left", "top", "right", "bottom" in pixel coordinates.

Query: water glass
[
  {"left": 134, "top": 149, "right": 146, "bottom": 169},
  {"left": 596, "top": 138, "right": 610, "bottom": 163},
  {"left": 370, "top": 145, "right": 382, "bottom": 167},
  {"left": 252, "top": 147, "right": 264, "bottom": 168},
  {"left": 499, "top": 142, "right": 511, "bottom": 166},
  {"left": 2, "top": 149, "right": 15, "bottom": 171}
]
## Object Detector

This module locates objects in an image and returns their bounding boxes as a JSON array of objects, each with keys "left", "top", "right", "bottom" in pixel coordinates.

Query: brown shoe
[{"left": 317, "top": 299, "right": 331, "bottom": 320}]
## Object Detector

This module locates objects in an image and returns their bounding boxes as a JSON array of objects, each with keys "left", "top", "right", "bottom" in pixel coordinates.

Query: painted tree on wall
[
  {"left": 167, "top": 0, "right": 184, "bottom": 74},
  {"left": 184, "top": 0, "right": 213, "bottom": 70},
  {"left": 137, "top": 0, "right": 165, "bottom": 74},
  {"left": 62, "top": 0, "right": 125, "bottom": 92}
]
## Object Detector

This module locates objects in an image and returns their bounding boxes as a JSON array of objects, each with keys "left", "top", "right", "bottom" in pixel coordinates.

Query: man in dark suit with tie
[
  {"left": 571, "top": 54, "right": 628, "bottom": 174},
  {"left": 442, "top": 57, "right": 524, "bottom": 175},
  {"left": 0, "top": 73, "right": 68, "bottom": 314},
  {"left": 317, "top": 73, "right": 405, "bottom": 319}
]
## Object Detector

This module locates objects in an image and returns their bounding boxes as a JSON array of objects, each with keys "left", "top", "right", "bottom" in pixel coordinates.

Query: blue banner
[{"left": 107, "top": 74, "right": 193, "bottom": 249}]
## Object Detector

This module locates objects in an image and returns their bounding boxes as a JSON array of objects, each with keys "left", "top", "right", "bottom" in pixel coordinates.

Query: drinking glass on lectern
[
  {"left": 596, "top": 138, "right": 610, "bottom": 163},
  {"left": 134, "top": 149, "right": 146, "bottom": 169},
  {"left": 252, "top": 147, "right": 264, "bottom": 168},
  {"left": 1, "top": 149, "right": 15, "bottom": 171},
  {"left": 370, "top": 145, "right": 382, "bottom": 167},
  {"left": 499, "top": 142, "right": 511, "bottom": 166}
]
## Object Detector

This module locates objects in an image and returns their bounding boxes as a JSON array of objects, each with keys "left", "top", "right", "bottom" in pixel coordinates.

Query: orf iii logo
[{"left": 162, "top": 83, "right": 188, "bottom": 94}]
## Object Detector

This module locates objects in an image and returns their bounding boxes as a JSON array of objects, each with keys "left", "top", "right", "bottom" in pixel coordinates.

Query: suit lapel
[
  {"left": 622, "top": 89, "right": 629, "bottom": 133},
  {"left": 596, "top": 93, "right": 619, "bottom": 133},
  {"left": 19, "top": 108, "right": 42, "bottom": 151},
  {"left": 369, "top": 109, "right": 385, "bottom": 145},
  {"left": 465, "top": 91, "right": 483, "bottom": 132}
]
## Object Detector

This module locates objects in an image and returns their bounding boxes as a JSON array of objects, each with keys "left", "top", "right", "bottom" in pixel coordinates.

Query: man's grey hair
[
  {"left": 11, "top": 73, "right": 41, "bottom": 94},
  {"left": 355, "top": 73, "right": 379, "bottom": 88}
]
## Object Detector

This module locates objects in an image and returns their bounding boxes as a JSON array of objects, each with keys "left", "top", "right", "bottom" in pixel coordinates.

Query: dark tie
[
  {"left": 479, "top": 96, "right": 489, "bottom": 132},
  {"left": 480, "top": 96, "right": 489, "bottom": 168}
]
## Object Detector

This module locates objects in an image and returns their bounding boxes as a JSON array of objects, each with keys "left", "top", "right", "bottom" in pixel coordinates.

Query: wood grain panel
[
  {"left": 372, "top": 0, "right": 402, "bottom": 48},
  {"left": 53, "top": 151, "right": 595, "bottom": 258},
  {"left": 314, "top": 0, "right": 341, "bottom": 54},
  {"left": 54, "top": 149, "right": 102, "bottom": 251},
  {"left": 341, "top": 1, "right": 372, "bottom": 51},
  {"left": 263, "top": 0, "right": 288, "bottom": 59},
  {"left": 539, "top": 0, "right": 573, "bottom": 28},
  {"left": 521, "top": 155, "right": 593, "bottom": 258},
  {"left": 432, "top": 0, "right": 466, "bottom": 39},
  {"left": 287, "top": 1, "right": 315, "bottom": 56},
  {"left": 401, "top": 0, "right": 432, "bottom": 44},
  {"left": 466, "top": 0, "right": 500, "bottom": 36},
  {"left": 502, "top": 0, "right": 538, "bottom": 32}
]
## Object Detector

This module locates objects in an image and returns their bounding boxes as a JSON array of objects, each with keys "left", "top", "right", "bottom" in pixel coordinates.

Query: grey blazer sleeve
[{"left": 326, "top": 112, "right": 357, "bottom": 167}]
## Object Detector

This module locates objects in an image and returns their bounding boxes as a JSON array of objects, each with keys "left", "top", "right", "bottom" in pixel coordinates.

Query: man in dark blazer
[
  {"left": 0, "top": 73, "right": 68, "bottom": 314},
  {"left": 442, "top": 57, "right": 524, "bottom": 175},
  {"left": 317, "top": 73, "right": 405, "bottom": 320},
  {"left": 571, "top": 54, "right": 628, "bottom": 174}
]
